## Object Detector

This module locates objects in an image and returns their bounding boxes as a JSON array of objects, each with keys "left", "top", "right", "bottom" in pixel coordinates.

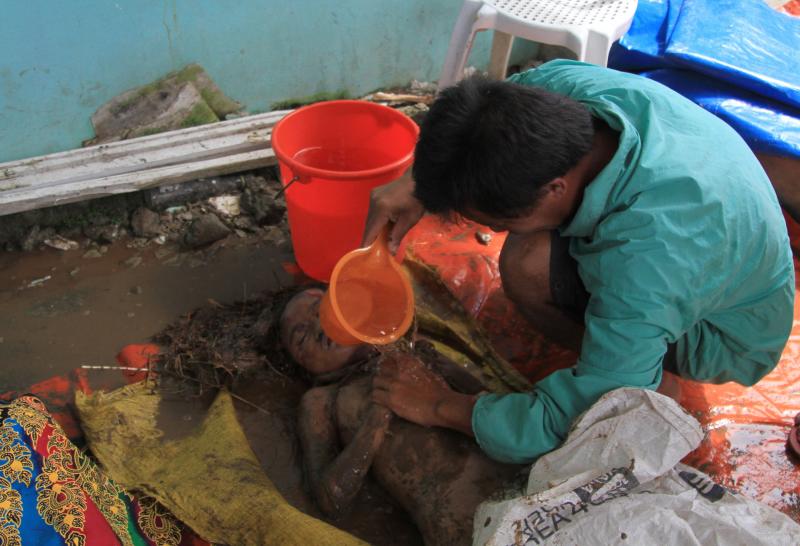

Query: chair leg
[
  {"left": 438, "top": 0, "right": 485, "bottom": 91},
  {"left": 582, "top": 32, "right": 613, "bottom": 67},
  {"left": 487, "top": 31, "right": 514, "bottom": 80}
]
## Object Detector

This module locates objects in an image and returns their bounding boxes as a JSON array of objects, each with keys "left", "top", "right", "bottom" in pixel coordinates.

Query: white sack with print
[{"left": 474, "top": 388, "right": 800, "bottom": 546}]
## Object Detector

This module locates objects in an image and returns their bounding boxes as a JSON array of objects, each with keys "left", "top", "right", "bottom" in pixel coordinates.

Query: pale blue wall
[{"left": 0, "top": 0, "right": 537, "bottom": 163}]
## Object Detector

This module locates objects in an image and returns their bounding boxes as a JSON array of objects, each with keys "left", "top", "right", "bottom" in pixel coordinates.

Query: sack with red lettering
[{"left": 474, "top": 389, "right": 799, "bottom": 545}]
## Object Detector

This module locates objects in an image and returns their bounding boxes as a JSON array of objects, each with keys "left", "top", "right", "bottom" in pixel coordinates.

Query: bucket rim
[{"left": 272, "top": 99, "right": 420, "bottom": 181}]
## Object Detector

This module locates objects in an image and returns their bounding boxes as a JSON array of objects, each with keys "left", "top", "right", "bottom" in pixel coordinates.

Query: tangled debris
[{"left": 152, "top": 286, "right": 311, "bottom": 396}]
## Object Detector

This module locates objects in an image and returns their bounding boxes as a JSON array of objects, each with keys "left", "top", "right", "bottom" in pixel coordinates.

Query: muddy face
[{"left": 280, "top": 288, "right": 365, "bottom": 375}]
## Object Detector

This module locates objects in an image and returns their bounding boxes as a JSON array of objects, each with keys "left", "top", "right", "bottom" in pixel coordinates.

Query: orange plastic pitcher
[{"left": 319, "top": 227, "right": 414, "bottom": 346}]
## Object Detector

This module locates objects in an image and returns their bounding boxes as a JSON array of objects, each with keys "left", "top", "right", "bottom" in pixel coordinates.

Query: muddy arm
[{"left": 298, "top": 385, "right": 392, "bottom": 517}]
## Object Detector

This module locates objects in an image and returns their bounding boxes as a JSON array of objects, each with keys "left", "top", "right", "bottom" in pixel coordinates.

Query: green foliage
[{"left": 173, "top": 64, "right": 205, "bottom": 85}]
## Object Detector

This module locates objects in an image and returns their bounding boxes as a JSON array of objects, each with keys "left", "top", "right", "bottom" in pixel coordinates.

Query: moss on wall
[{"left": 180, "top": 102, "right": 220, "bottom": 128}]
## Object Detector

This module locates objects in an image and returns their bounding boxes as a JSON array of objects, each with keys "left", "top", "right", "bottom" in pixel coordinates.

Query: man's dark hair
[{"left": 412, "top": 75, "right": 594, "bottom": 218}]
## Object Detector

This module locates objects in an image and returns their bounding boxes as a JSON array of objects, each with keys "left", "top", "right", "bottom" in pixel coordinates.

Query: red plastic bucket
[{"left": 272, "top": 100, "right": 419, "bottom": 281}]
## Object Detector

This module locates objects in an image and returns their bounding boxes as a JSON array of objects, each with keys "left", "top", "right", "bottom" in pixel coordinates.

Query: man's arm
[
  {"left": 371, "top": 352, "right": 477, "bottom": 437},
  {"left": 374, "top": 233, "right": 683, "bottom": 464},
  {"left": 362, "top": 169, "right": 425, "bottom": 253}
]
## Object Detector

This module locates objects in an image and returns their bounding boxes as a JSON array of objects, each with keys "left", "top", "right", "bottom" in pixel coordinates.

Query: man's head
[{"left": 412, "top": 75, "right": 594, "bottom": 234}]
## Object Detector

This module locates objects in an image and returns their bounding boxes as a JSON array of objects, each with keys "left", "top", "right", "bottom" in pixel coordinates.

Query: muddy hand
[{"left": 362, "top": 169, "right": 425, "bottom": 253}]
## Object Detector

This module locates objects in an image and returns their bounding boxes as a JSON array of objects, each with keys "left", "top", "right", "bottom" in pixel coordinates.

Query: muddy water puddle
[{"left": 0, "top": 237, "right": 292, "bottom": 391}]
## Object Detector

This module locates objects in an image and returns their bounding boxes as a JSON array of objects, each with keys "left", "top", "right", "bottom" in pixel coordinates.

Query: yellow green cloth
[
  {"left": 76, "top": 384, "right": 366, "bottom": 546},
  {"left": 405, "top": 258, "right": 530, "bottom": 394}
]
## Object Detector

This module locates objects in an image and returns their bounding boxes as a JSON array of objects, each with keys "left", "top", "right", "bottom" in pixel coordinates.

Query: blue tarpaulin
[
  {"left": 608, "top": 0, "right": 682, "bottom": 71},
  {"left": 609, "top": 0, "right": 800, "bottom": 158},
  {"left": 641, "top": 69, "right": 800, "bottom": 156},
  {"left": 664, "top": 0, "right": 800, "bottom": 110}
]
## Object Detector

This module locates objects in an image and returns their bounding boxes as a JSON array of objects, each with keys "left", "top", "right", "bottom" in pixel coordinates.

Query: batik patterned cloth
[{"left": 0, "top": 395, "right": 182, "bottom": 546}]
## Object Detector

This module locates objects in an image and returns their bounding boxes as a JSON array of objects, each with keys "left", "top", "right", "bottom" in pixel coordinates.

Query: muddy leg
[
  {"left": 499, "top": 231, "right": 584, "bottom": 351},
  {"left": 757, "top": 153, "right": 800, "bottom": 223}
]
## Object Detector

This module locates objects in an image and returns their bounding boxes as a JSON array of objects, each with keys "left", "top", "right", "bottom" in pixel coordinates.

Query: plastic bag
[{"left": 474, "top": 389, "right": 800, "bottom": 545}]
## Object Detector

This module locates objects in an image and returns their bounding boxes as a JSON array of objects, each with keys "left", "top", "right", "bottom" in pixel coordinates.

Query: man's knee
[{"left": 499, "top": 231, "right": 552, "bottom": 308}]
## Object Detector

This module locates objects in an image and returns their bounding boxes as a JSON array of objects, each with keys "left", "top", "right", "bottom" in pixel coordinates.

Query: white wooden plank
[
  {"left": 0, "top": 110, "right": 289, "bottom": 183},
  {"left": 5, "top": 128, "right": 273, "bottom": 192},
  {"left": 0, "top": 148, "right": 277, "bottom": 216},
  {"left": 0, "top": 109, "right": 291, "bottom": 216}
]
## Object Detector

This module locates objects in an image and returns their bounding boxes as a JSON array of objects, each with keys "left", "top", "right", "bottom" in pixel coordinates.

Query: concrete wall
[{"left": 0, "top": 0, "right": 538, "bottom": 163}]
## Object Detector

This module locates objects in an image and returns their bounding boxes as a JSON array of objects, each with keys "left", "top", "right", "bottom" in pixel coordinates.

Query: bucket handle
[{"left": 275, "top": 175, "right": 300, "bottom": 198}]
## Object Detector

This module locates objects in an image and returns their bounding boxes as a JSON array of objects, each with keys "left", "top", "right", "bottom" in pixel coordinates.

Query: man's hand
[
  {"left": 372, "top": 352, "right": 477, "bottom": 436},
  {"left": 362, "top": 170, "right": 425, "bottom": 253}
]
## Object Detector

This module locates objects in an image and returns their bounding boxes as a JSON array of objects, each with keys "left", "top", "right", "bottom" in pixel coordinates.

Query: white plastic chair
[{"left": 438, "top": 0, "right": 639, "bottom": 90}]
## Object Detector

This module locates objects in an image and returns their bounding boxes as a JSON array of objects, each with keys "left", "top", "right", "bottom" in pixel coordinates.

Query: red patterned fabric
[{"left": 1, "top": 350, "right": 211, "bottom": 546}]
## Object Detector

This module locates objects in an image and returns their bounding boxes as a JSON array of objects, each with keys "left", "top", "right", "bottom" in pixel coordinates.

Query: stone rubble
[
  {"left": 43, "top": 235, "right": 80, "bottom": 251},
  {"left": 130, "top": 207, "right": 161, "bottom": 238},
  {"left": 184, "top": 213, "right": 232, "bottom": 249}
]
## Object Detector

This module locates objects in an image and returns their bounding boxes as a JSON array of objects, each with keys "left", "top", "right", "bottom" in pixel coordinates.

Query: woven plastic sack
[
  {"left": 76, "top": 383, "right": 366, "bottom": 546},
  {"left": 474, "top": 389, "right": 800, "bottom": 545}
]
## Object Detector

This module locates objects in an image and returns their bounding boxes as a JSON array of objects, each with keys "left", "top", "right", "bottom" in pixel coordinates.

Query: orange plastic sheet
[
  {"left": 403, "top": 213, "right": 800, "bottom": 522},
  {"left": 401, "top": 216, "right": 578, "bottom": 384},
  {"left": 779, "top": 0, "right": 800, "bottom": 17},
  {"left": 0, "top": 344, "right": 159, "bottom": 445},
  {"left": 0, "top": 369, "right": 94, "bottom": 443}
]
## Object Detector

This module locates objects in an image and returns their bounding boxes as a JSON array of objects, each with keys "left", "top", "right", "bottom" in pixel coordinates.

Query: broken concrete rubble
[
  {"left": 82, "top": 223, "right": 121, "bottom": 244},
  {"left": 0, "top": 171, "right": 286, "bottom": 254},
  {"left": 144, "top": 175, "right": 247, "bottom": 210},
  {"left": 240, "top": 184, "right": 285, "bottom": 226},
  {"left": 208, "top": 195, "right": 242, "bottom": 217},
  {"left": 130, "top": 207, "right": 161, "bottom": 238},
  {"left": 85, "top": 64, "right": 243, "bottom": 145},
  {"left": 183, "top": 213, "right": 232, "bottom": 249},
  {"left": 20, "top": 226, "right": 50, "bottom": 252},
  {"left": 43, "top": 235, "right": 79, "bottom": 251}
]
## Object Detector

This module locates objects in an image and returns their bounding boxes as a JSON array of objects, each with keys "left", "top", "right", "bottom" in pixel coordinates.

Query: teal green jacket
[{"left": 472, "top": 60, "right": 795, "bottom": 464}]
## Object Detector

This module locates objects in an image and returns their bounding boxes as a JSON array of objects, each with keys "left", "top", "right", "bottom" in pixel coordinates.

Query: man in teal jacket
[{"left": 368, "top": 60, "right": 795, "bottom": 463}]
